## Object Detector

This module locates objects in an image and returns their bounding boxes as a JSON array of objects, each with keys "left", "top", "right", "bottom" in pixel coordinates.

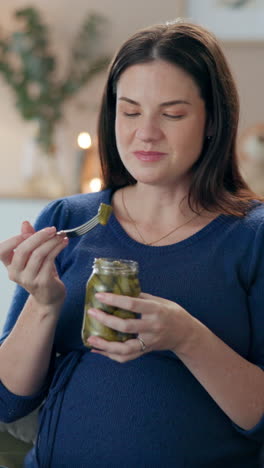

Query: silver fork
[{"left": 56, "top": 203, "right": 112, "bottom": 238}]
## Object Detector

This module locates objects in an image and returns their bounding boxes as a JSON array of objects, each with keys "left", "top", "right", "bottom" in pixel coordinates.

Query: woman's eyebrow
[
  {"left": 160, "top": 100, "right": 191, "bottom": 107},
  {"left": 118, "top": 97, "right": 191, "bottom": 106}
]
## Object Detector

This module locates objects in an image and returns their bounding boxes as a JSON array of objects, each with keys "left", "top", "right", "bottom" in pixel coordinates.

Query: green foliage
[{"left": 0, "top": 7, "right": 110, "bottom": 153}]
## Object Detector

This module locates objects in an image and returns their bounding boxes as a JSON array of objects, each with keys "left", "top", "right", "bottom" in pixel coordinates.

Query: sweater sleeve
[
  {"left": 232, "top": 214, "right": 264, "bottom": 442},
  {"left": 0, "top": 198, "right": 69, "bottom": 422}
]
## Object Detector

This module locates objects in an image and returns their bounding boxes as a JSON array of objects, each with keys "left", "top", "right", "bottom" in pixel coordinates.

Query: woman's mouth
[{"left": 133, "top": 151, "right": 168, "bottom": 162}]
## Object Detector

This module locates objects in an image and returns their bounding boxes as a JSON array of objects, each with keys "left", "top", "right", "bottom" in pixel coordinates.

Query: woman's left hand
[{"left": 87, "top": 292, "right": 195, "bottom": 362}]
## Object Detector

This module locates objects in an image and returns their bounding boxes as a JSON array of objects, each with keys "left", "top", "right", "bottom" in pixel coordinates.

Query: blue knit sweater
[{"left": 1, "top": 189, "right": 264, "bottom": 467}]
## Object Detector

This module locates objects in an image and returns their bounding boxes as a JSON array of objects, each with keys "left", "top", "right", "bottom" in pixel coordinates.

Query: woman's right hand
[{"left": 0, "top": 221, "right": 69, "bottom": 307}]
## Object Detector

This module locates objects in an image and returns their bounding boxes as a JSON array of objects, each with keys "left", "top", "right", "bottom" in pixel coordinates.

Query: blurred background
[{"left": 0, "top": 0, "right": 263, "bottom": 331}]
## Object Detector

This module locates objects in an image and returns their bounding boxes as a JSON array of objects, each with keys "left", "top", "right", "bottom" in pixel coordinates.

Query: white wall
[{"left": 0, "top": 199, "right": 49, "bottom": 332}]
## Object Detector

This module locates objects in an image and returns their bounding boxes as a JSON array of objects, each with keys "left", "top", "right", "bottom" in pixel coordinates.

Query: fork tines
[
  {"left": 59, "top": 214, "right": 99, "bottom": 238},
  {"left": 72, "top": 216, "right": 99, "bottom": 237},
  {"left": 56, "top": 202, "right": 112, "bottom": 238}
]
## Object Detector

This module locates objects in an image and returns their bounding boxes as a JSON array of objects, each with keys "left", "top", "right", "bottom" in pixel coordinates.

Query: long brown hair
[{"left": 98, "top": 20, "right": 260, "bottom": 216}]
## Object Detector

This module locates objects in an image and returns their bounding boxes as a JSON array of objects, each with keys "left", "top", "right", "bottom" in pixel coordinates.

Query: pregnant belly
[{"left": 47, "top": 351, "right": 253, "bottom": 468}]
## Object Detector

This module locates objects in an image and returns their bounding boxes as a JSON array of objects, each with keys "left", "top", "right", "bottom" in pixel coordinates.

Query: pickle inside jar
[{"left": 82, "top": 261, "right": 141, "bottom": 346}]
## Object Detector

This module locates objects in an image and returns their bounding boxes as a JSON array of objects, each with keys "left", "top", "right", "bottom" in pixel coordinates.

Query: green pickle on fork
[
  {"left": 82, "top": 258, "right": 141, "bottom": 346},
  {"left": 98, "top": 203, "right": 113, "bottom": 225},
  {"left": 57, "top": 203, "right": 112, "bottom": 238}
]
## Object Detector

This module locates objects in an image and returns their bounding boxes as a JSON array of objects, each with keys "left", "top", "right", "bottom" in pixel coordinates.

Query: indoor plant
[{"left": 0, "top": 6, "right": 110, "bottom": 155}]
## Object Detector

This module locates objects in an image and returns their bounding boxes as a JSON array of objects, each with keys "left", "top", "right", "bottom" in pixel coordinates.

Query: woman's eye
[
  {"left": 163, "top": 114, "right": 184, "bottom": 120},
  {"left": 123, "top": 112, "right": 140, "bottom": 117}
]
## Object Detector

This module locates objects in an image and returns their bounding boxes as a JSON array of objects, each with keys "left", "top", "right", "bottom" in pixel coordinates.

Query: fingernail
[
  {"left": 57, "top": 232, "right": 67, "bottom": 239},
  {"left": 58, "top": 235, "right": 67, "bottom": 242},
  {"left": 87, "top": 308, "right": 97, "bottom": 316},
  {"left": 44, "top": 226, "right": 56, "bottom": 236},
  {"left": 95, "top": 293, "right": 105, "bottom": 300}
]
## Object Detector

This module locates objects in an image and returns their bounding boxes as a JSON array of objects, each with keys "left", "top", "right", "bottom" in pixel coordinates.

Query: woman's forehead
[{"left": 116, "top": 61, "right": 201, "bottom": 104}]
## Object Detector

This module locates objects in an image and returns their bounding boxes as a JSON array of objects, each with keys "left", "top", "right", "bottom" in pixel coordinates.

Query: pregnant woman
[{"left": 0, "top": 19, "right": 264, "bottom": 467}]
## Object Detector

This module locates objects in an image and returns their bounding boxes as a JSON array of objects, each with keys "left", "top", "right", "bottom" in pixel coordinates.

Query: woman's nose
[{"left": 135, "top": 120, "right": 163, "bottom": 142}]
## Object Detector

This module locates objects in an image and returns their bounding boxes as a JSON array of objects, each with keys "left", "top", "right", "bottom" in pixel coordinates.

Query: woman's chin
[
  {"left": 125, "top": 165, "right": 168, "bottom": 185},
  {"left": 131, "top": 173, "right": 166, "bottom": 186}
]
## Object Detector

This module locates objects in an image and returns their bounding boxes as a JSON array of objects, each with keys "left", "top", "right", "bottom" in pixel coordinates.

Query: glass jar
[{"left": 82, "top": 258, "right": 141, "bottom": 346}]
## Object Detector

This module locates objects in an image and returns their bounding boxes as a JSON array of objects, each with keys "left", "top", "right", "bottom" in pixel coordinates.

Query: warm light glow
[
  {"left": 82, "top": 177, "right": 102, "bottom": 193},
  {"left": 77, "top": 132, "right": 92, "bottom": 149},
  {"left": 89, "top": 177, "right": 102, "bottom": 192}
]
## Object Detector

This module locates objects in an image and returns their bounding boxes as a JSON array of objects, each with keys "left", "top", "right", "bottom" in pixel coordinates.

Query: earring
[{"left": 207, "top": 135, "right": 212, "bottom": 140}]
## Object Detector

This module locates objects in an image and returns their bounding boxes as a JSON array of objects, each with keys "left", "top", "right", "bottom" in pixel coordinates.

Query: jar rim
[{"left": 93, "top": 257, "right": 138, "bottom": 272}]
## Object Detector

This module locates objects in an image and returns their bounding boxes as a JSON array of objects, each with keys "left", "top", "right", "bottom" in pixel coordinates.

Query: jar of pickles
[{"left": 82, "top": 258, "right": 141, "bottom": 346}]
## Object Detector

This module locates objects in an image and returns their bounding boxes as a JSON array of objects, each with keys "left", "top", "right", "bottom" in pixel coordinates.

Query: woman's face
[{"left": 115, "top": 60, "right": 208, "bottom": 189}]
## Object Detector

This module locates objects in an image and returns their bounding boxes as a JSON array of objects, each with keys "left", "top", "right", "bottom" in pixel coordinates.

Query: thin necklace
[{"left": 121, "top": 189, "right": 200, "bottom": 246}]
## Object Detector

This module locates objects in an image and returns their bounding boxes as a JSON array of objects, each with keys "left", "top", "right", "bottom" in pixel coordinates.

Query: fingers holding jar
[{"left": 86, "top": 291, "right": 193, "bottom": 363}]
